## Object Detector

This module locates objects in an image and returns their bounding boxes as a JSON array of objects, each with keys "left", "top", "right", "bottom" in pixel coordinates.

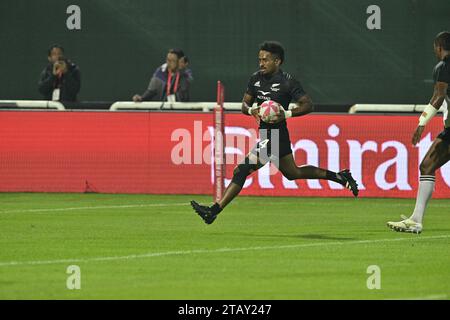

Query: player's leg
[
  {"left": 218, "top": 152, "right": 267, "bottom": 209},
  {"left": 277, "top": 153, "right": 359, "bottom": 197},
  {"left": 388, "top": 137, "right": 450, "bottom": 233},
  {"left": 190, "top": 152, "right": 268, "bottom": 224},
  {"left": 411, "top": 137, "right": 450, "bottom": 222}
]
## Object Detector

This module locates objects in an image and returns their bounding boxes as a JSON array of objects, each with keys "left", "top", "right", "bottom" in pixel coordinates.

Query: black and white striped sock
[{"left": 419, "top": 175, "right": 436, "bottom": 183}]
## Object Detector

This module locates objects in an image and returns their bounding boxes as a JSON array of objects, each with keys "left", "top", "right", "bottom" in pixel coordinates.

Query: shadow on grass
[
  {"left": 297, "top": 234, "right": 358, "bottom": 241},
  {"left": 419, "top": 228, "right": 450, "bottom": 233},
  {"left": 210, "top": 232, "right": 357, "bottom": 241}
]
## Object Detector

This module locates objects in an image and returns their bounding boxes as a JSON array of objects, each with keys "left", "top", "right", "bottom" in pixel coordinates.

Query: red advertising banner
[{"left": 0, "top": 111, "right": 448, "bottom": 198}]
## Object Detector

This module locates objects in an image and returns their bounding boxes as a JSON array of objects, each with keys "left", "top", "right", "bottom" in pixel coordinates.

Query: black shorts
[
  {"left": 437, "top": 127, "right": 450, "bottom": 144},
  {"left": 250, "top": 126, "right": 292, "bottom": 162}
]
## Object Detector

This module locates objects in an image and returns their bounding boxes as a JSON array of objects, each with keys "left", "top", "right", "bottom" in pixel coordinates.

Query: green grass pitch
[{"left": 0, "top": 193, "right": 449, "bottom": 300}]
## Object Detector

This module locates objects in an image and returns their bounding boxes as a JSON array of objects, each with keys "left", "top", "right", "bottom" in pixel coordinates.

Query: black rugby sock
[
  {"left": 325, "top": 170, "right": 344, "bottom": 185},
  {"left": 211, "top": 203, "right": 223, "bottom": 215}
]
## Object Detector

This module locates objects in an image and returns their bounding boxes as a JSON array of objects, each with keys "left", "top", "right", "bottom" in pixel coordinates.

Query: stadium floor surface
[{"left": 0, "top": 193, "right": 449, "bottom": 300}]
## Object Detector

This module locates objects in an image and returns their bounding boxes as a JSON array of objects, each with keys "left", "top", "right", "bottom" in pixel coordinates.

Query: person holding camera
[{"left": 38, "top": 44, "right": 81, "bottom": 102}]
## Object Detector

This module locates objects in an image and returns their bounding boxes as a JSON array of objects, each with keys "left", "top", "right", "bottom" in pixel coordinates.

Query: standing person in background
[
  {"left": 178, "top": 55, "right": 193, "bottom": 83},
  {"left": 38, "top": 44, "right": 81, "bottom": 102}
]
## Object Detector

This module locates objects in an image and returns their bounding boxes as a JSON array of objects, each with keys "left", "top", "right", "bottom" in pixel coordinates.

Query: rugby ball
[{"left": 259, "top": 100, "right": 281, "bottom": 122}]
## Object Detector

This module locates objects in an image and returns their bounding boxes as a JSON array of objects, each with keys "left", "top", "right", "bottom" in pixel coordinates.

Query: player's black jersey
[
  {"left": 246, "top": 69, "right": 306, "bottom": 129},
  {"left": 433, "top": 55, "right": 450, "bottom": 128},
  {"left": 433, "top": 55, "right": 450, "bottom": 96}
]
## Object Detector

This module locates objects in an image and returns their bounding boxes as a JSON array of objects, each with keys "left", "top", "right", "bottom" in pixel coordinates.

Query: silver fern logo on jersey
[{"left": 271, "top": 83, "right": 280, "bottom": 92}]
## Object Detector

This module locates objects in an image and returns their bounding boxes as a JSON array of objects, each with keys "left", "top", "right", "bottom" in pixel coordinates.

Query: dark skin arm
[
  {"left": 412, "top": 81, "right": 448, "bottom": 145},
  {"left": 268, "top": 94, "right": 314, "bottom": 123},
  {"left": 241, "top": 93, "right": 261, "bottom": 122}
]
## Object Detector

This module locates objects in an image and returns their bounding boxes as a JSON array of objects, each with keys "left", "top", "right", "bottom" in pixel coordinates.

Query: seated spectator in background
[
  {"left": 179, "top": 55, "right": 193, "bottom": 83},
  {"left": 38, "top": 45, "right": 81, "bottom": 102},
  {"left": 157, "top": 54, "right": 193, "bottom": 83},
  {"left": 132, "top": 48, "right": 190, "bottom": 102}
]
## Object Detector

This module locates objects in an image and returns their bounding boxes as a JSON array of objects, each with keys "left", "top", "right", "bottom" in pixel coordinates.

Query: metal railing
[
  {"left": 348, "top": 104, "right": 446, "bottom": 114},
  {"left": 0, "top": 100, "right": 65, "bottom": 110},
  {"left": 1, "top": 100, "right": 445, "bottom": 114}
]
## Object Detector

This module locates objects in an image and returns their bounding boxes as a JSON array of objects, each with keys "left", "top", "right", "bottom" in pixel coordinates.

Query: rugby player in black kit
[{"left": 191, "top": 41, "right": 359, "bottom": 224}]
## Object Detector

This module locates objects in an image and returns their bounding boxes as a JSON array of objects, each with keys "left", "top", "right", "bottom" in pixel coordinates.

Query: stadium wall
[
  {"left": 0, "top": 0, "right": 448, "bottom": 104},
  {"left": 1, "top": 111, "right": 449, "bottom": 198}
]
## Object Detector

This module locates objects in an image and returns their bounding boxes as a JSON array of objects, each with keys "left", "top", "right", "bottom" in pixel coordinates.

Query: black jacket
[{"left": 38, "top": 60, "right": 81, "bottom": 102}]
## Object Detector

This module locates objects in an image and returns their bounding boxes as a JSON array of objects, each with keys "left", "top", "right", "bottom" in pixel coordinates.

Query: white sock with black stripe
[{"left": 410, "top": 175, "right": 435, "bottom": 224}]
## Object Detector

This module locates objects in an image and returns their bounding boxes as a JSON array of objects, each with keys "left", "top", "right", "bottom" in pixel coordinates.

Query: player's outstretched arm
[{"left": 412, "top": 81, "right": 448, "bottom": 145}]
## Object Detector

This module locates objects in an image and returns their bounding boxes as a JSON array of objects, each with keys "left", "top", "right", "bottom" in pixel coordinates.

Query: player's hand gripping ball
[{"left": 259, "top": 100, "right": 281, "bottom": 123}]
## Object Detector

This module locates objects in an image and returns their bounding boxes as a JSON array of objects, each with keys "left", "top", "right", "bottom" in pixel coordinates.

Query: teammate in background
[
  {"left": 387, "top": 31, "right": 450, "bottom": 234},
  {"left": 191, "top": 41, "right": 359, "bottom": 225}
]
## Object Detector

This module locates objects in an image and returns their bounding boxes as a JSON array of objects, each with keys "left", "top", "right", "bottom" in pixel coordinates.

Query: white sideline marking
[
  {"left": 1, "top": 200, "right": 448, "bottom": 214},
  {"left": 0, "top": 203, "right": 188, "bottom": 214},
  {"left": 388, "top": 294, "right": 448, "bottom": 300},
  {"left": 1, "top": 235, "right": 449, "bottom": 267}
]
